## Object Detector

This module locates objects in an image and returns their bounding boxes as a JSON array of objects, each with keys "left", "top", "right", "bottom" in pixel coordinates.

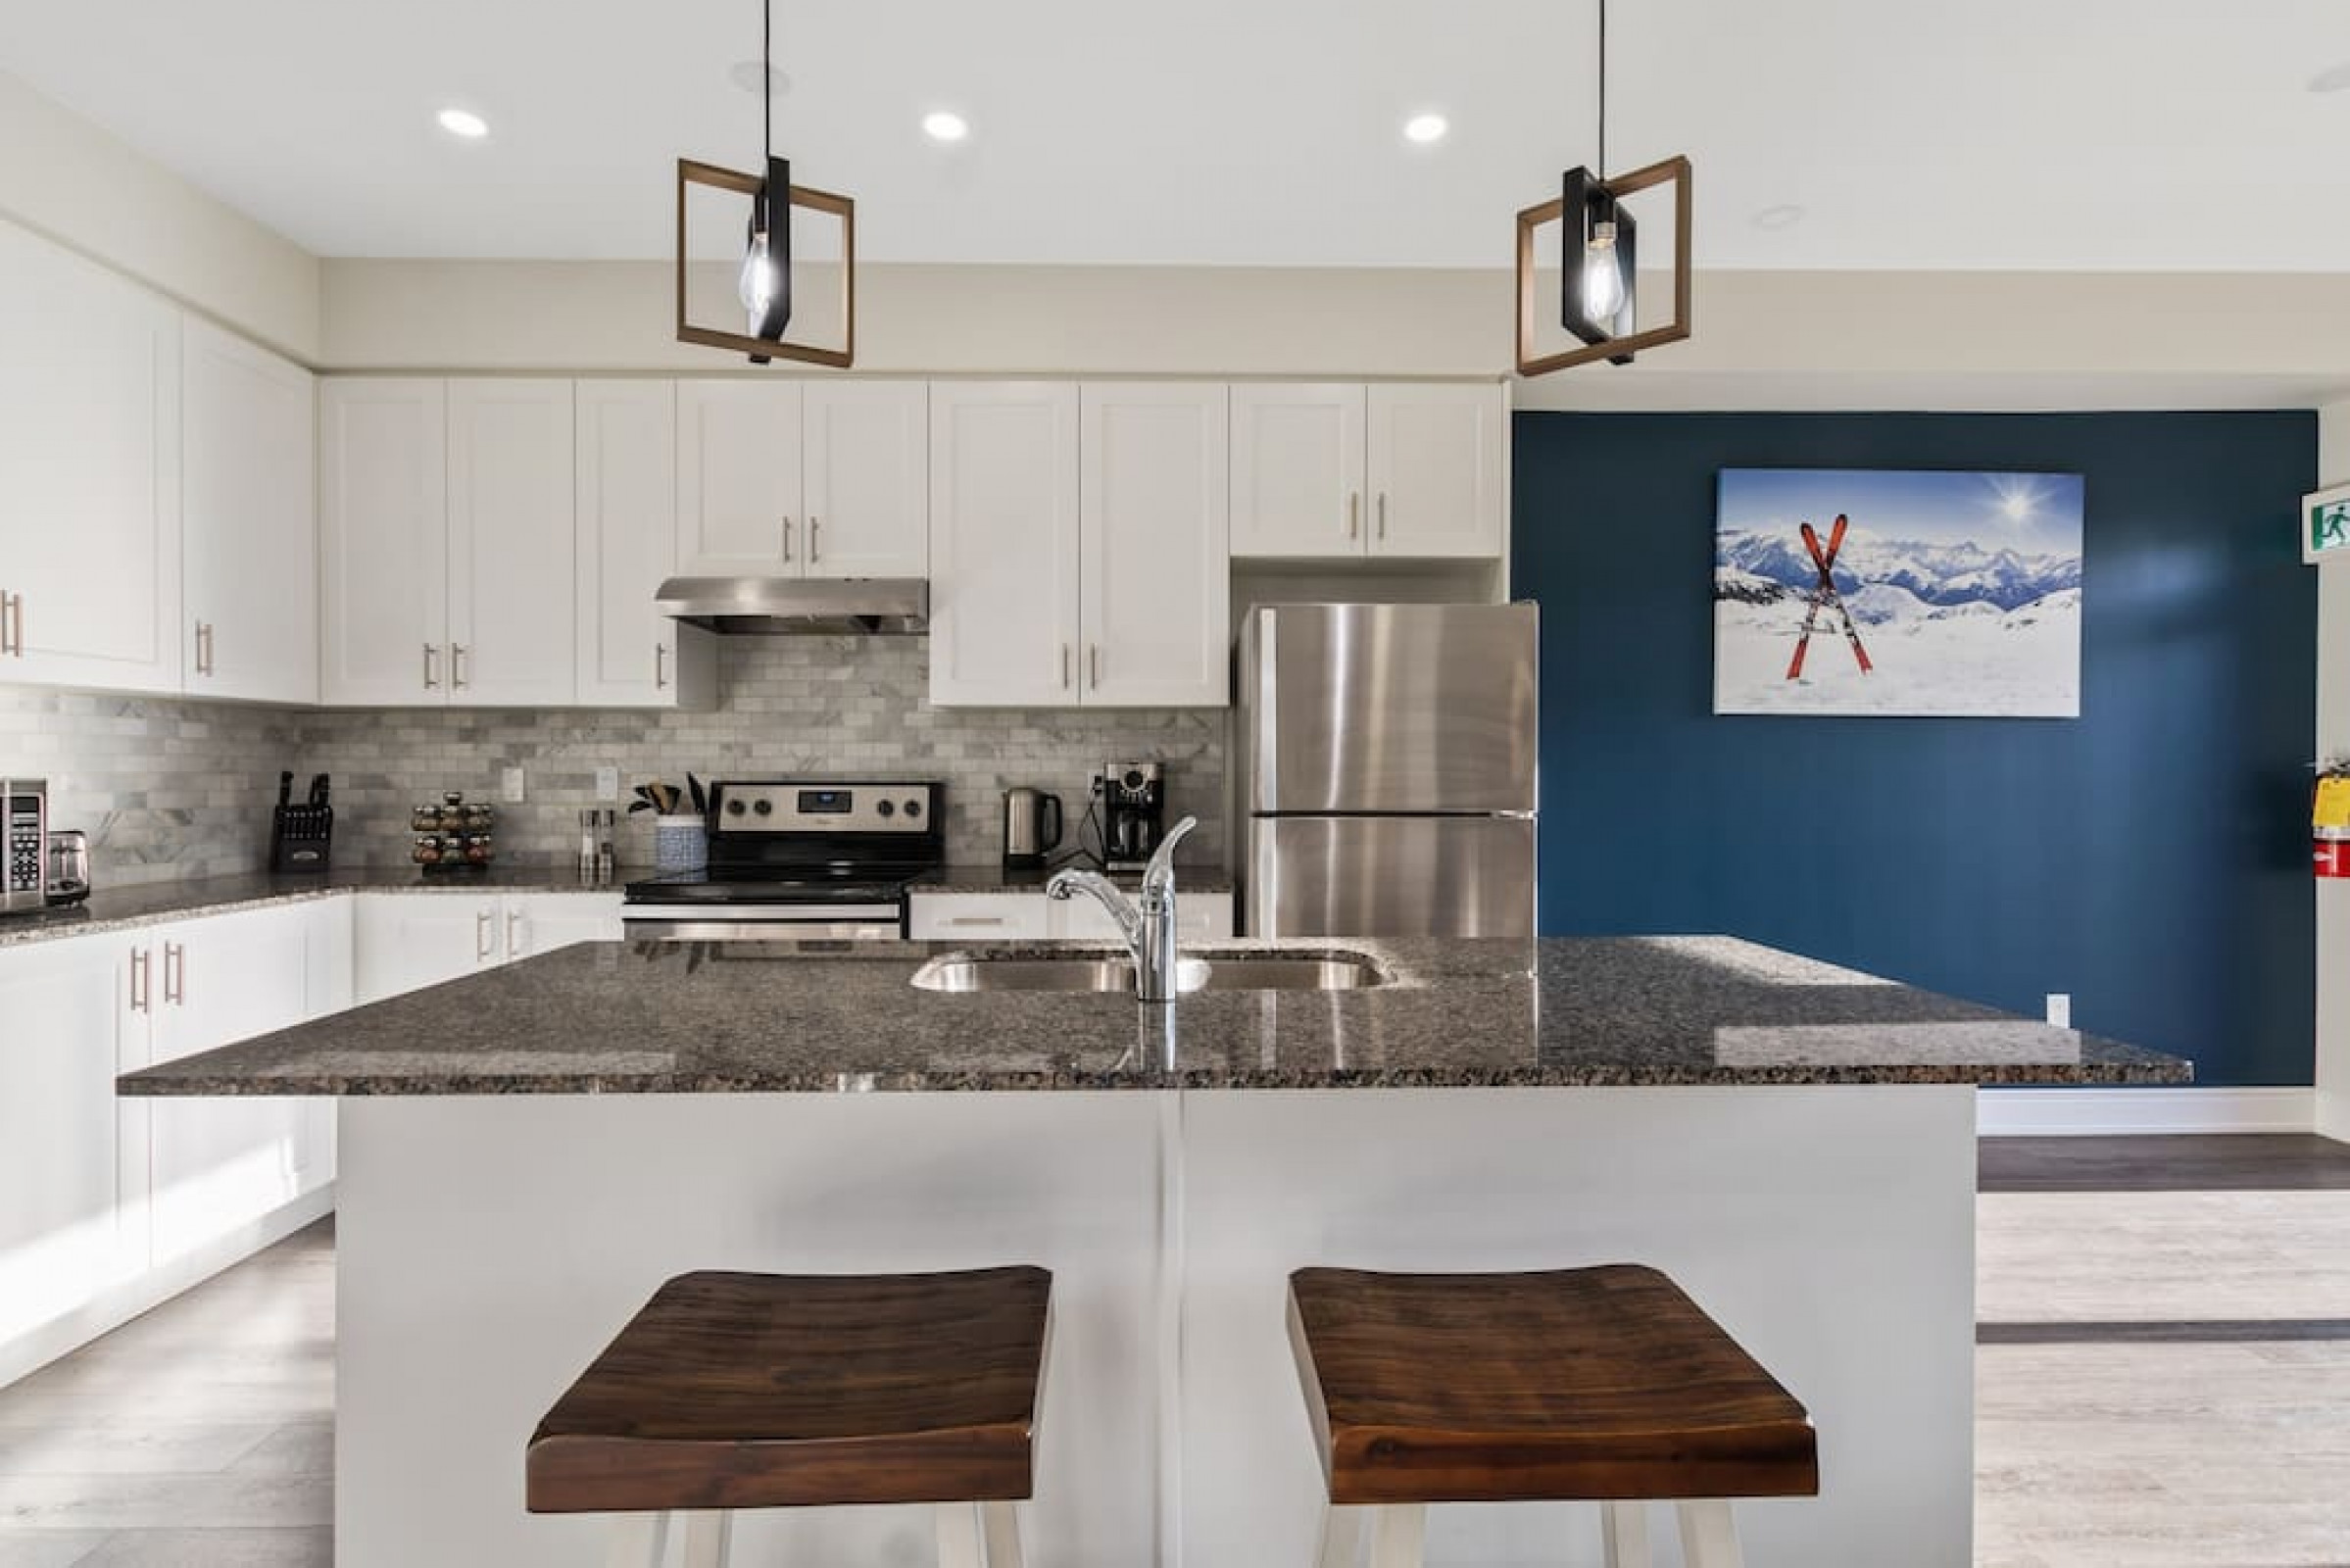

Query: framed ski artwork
[{"left": 1712, "top": 467, "right": 2084, "bottom": 718}]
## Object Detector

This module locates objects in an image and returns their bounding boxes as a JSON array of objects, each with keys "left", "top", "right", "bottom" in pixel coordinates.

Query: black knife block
[{"left": 269, "top": 804, "right": 333, "bottom": 873}]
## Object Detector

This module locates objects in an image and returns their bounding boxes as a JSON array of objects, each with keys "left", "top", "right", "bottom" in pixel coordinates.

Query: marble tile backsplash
[{"left": 4, "top": 637, "right": 1229, "bottom": 887}]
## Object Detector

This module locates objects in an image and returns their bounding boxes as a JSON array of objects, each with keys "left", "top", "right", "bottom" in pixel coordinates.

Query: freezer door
[
  {"left": 1239, "top": 602, "right": 1539, "bottom": 813},
  {"left": 1246, "top": 815, "right": 1537, "bottom": 939}
]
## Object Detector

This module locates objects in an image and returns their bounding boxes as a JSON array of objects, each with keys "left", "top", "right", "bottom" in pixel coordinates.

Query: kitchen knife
[
  {"left": 278, "top": 771, "right": 294, "bottom": 808},
  {"left": 308, "top": 774, "right": 329, "bottom": 808}
]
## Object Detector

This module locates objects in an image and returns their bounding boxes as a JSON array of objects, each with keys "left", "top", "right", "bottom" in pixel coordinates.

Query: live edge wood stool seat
[
  {"left": 1287, "top": 1265, "right": 1817, "bottom": 1568},
  {"left": 528, "top": 1266, "right": 1053, "bottom": 1568}
]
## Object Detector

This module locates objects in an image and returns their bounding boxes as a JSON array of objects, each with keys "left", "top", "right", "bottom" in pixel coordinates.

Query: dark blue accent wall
[{"left": 1512, "top": 412, "right": 2318, "bottom": 1087}]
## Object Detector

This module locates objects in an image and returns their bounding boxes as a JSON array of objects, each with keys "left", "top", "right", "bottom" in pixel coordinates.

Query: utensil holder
[{"left": 653, "top": 814, "right": 707, "bottom": 875}]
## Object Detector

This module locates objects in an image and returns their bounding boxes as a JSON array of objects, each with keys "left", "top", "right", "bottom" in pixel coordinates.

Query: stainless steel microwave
[{"left": 4, "top": 777, "right": 49, "bottom": 912}]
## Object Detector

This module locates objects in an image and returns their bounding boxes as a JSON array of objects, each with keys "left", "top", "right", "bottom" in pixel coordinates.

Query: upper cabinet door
[
  {"left": 676, "top": 381, "right": 802, "bottom": 575},
  {"left": 803, "top": 381, "right": 927, "bottom": 579},
  {"left": 319, "top": 379, "right": 449, "bottom": 706},
  {"left": 576, "top": 381, "right": 710, "bottom": 709},
  {"left": 1365, "top": 383, "right": 1506, "bottom": 559},
  {"left": 447, "top": 380, "right": 575, "bottom": 708},
  {"left": 1080, "top": 383, "right": 1231, "bottom": 708},
  {"left": 928, "top": 383, "right": 1081, "bottom": 708},
  {"left": 0, "top": 221, "right": 182, "bottom": 694},
  {"left": 1230, "top": 383, "right": 1366, "bottom": 561},
  {"left": 181, "top": 318, "right": 317, "bottom": 706}
]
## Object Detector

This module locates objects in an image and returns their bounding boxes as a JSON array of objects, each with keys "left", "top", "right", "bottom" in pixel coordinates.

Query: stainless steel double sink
[{"left": 910, "top": 951, "right": 1387, "bottom": 996}]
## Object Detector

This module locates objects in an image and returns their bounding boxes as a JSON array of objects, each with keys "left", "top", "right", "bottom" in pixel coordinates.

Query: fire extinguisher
[{"left": 2315, "top": 764, "right": 2350, "bottom": 878}]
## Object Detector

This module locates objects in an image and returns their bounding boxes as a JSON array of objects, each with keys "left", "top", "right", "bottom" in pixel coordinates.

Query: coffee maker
[{"left": 1099, "top": 761, "right": 1167, "bottom": 871}]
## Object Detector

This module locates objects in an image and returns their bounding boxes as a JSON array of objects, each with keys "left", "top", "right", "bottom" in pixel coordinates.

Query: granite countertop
[
  {"left": 0, "top": 867, "right": 635, "bottom": 950},
  {"left": 909, "top": 863, "right": 1237, "bottom": 896},
  {"left": 118, "top": 933, "right": 2191, "bottom": 1096}
]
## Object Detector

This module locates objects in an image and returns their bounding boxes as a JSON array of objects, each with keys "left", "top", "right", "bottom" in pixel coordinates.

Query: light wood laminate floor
[{"left": 3, "top": 1144, "right": 2347, "bottom": 1566}]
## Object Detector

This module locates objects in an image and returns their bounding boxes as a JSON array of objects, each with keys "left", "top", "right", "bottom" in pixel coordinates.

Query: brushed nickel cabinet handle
[
  {"left": 194, "top": 620, "right": 214, "bottom": 676},
  {"left": 655, "top": 642, "right": 670, "bottom": 690},
  {"left": 507, "top": 909, "right": 524, "bottom": 960},
  {"left": 1347, "top": 492, "right": 1359, "bottom": 540},
  {"left": 1061, "top": 644, "right": 1070, "bottom": 688},
  {"left": 809, "top": 516, "right": 821, "bottom": 564},
  {"left": 452, "top": 644, "right": 469, "bottom": 690},
  {"left": 475, "top": 907, "right": 495, "bottom": 963},
  {"left": 163, "top": 941, "right": 186, "bottom": 1006},
  {"left": 423, "top": 643, "right": 440, "bottom": 690},
  {"left": 1, "top": 591, "right": 18, "bottom": 657},
  {"left": 947, "top": 915, "right": 1008, "bottom": 927},
  {"left": 8, "top": 593, "right": 23, "bottom": 658},
  {"left": 1377, "top": 492, "right": 1389, "bottom": 540},
  {"left": 129, "top": 947, "right": 150, "bottom": 1013},
  {"left": 781, "top": 516, "right": 793, "bottom": 564},
  {"left": 1091, "top": 644, "right": 1102, "bottom": 689}
]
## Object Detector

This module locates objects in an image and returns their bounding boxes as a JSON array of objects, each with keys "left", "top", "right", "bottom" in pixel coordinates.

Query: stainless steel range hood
[{"left": 654, "top": 577, "right": 929, "bottom": 636}]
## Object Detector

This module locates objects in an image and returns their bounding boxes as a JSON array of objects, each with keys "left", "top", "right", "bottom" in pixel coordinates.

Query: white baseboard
[
  {"left": 0, "top": 1183, "right": 335, "bottom": 1391},
  {"left": 1977, "top": 1088, "right": 2316, "bottom": 1137}
]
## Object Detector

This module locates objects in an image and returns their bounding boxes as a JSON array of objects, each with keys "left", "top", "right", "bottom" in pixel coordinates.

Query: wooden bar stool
[
  {"left": 528, "top": 1266, "right": 1052, "bottom": 1567},
  {"left": 1287, "top": 1265, "right": 1817, "bottom": 1568}
]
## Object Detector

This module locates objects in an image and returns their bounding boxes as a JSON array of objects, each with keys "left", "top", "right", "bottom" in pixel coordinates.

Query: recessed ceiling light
[
  {"left": 436, "top": 107, "right": 489, "bottom": 140},
  {"left": 922, "top": 111, "right": 970, "bottom": 143},
  {"left": 729, "top": 60, "right": 792, "bottom": 96},
  {"left": 2310, "top": 60, "right": 2350, "bottom": 93},
  {"left": 1403, "top": 113, "right": 1449, "bottom": 145},
  {"left": 1752, "top": 204, "right": 1806, "bottom": 230}
]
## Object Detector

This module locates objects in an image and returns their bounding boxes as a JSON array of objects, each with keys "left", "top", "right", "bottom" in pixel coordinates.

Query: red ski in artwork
[{"left": 1785, "top": 514, "right": 1874, "bottom": 680}]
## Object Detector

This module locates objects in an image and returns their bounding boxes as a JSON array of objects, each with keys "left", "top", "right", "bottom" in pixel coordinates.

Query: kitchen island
[{"left": 122, "top": 935, "right": 2186, "bottom": 1568}]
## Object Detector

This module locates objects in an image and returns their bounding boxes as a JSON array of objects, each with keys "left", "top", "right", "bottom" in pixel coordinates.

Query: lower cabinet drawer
[{"left": 907, "top": 894, "right": 1052, "bottom": 942}]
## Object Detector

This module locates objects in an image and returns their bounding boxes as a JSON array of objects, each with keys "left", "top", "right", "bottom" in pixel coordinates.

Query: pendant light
[
  {"left": 1513, "top": 0, "right": 1692, "bottom": 376},
  {"left": 675, "top": 0, "right": 857, "bottom": 368}
]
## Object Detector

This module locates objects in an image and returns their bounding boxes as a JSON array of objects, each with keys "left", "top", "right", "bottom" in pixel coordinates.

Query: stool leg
[
  {"left": 1368, "top": 1503, "right": 1426, "bottom": 1568},
  {"left": 606, "top": 1512, "right": 669, "bottom": 1568},
  {"left": 981, "top": 1500, "right": 1024, "bottom": 1567},
  {"left": 937, "top": 1501, "right": 985, "bottom": 1568},
  {"left": 1314, "top": 1504, "right": 1365, "bottom": 1568},
  {"left": 680, "top": 1510, "right": 733, "bottom": 1568},
  {"left": 1601, "top": 1500, "right": 1651, "bottom": 1568},
  {"left": 1675, "top": 1500, "right": 1743, "bottom": 1568}
]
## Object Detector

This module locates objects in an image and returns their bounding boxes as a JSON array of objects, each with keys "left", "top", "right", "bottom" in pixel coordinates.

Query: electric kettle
[{"left": 1002, "top": 787, "right": 1064, "bottom": 870}]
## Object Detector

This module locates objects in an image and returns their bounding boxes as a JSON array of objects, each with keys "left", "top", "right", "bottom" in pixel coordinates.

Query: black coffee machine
[{"left": 1099, "top": 761, "right": 1166, "bottom": 871}]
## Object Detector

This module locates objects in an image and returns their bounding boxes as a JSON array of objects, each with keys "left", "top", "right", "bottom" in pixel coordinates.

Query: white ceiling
[{"left": 3, "top": 0, "right": 2349, "bottom": 270}]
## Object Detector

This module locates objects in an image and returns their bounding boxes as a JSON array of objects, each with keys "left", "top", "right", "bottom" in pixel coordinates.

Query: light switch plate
[
  {"left": 2044, "top": 993, "right": 2071, "bottom": 1029},
  {"left": 502, "top": 766, "right": 526, "bottom": 804},
  {"left": 595, "top": 766, "right": 620, "bottom": 802}
]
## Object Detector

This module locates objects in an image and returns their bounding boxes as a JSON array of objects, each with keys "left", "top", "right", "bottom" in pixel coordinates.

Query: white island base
[{"left": 336, "top": 1085, "right": 1975, "bottom": 1568}]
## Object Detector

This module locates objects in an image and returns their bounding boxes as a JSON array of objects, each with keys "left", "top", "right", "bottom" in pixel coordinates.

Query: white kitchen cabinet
[
  {"left": 575, "top": 381, "right": 715, "bottom": 710},
  {"left": 1049, "top": 890, "right": 1234, "bottom": 943},
  {"left": 676, "top": 380, "right": 803, "bottom": 575},
  {"left": 0, "top": 934, "right": 145, "bottom": 1354},
  {"left": 907, "top": 893, "right": 1053, "bottom": 943},
  {"left": 0, "top": 220, "right": 182, "bottom": 695},
  {"left": 446, "top": 379, "right": 576, "bottom": 706},
  {"left": 928, "top": 383, "right": 1083, "bottom": 707},
  {"left": 319, "top": 378, "right": 449, "bottom": 705},
  {"left": 501, "top": 893, "right": 626, "bottom": 959},
  {"left": 1233, "top": 381, "right": 1505, "bottom": 562},
  {"left": 1230, "top": 383, "right": 1367, "bottom": 560},
  {"left": 146, "top": 905, "right": 322, "bottom": 1263},
  {"left": 803, "top": 381, "right": 928, "bottom": 577},
  {"left": 1080, "top": 383, "right": 1230, "bottom": 707},
  {"left": 354, "top": 893, "right": 506, "bottom": 1004},
  {"left": 1365, "top": 383, "right": 1506, "bottom": 559},
  {"left": 181, "top": 318, "right": 317, "bottom": 705}
]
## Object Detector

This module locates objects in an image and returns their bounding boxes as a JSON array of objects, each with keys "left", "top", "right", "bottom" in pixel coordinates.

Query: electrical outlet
[
  {"left": 2044, "top": 993, "right": 2071, "bottom": 1029},
  {"left": 502, "top": 766, "right": 526, "bottom": 804},
  {"left": 595, "top": 766, "right": 620, "bottom": 802}
]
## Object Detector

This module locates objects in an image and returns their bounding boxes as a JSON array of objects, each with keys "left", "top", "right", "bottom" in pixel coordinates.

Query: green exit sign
[{"left": 2308, "top": 483, "right": 2350, "bottom": 564}]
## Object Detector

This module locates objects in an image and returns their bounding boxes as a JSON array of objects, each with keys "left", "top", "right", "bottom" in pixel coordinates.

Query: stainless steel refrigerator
[{"left": 1237, "top": 602, "right": 1539, "bottom": 938}]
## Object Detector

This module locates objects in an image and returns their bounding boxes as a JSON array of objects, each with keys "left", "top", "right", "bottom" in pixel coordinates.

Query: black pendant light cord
[
  {"left": 761, "top": 0, "right": 773, "bottom": 172},
  {"left": 1595, "top": 0, "right": 1607, "bottom": 179}
]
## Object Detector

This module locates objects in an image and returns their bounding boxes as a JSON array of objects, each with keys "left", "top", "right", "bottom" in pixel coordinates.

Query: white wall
[
  {"left": 2319, "top": 402, "right": 2350, "bottom": 1142},
  {"left": 0, "top": 72, "right": 320, "bottom": 361}
]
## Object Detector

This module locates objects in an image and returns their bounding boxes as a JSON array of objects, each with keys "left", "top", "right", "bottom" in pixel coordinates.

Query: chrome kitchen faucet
[{"left": 1047, "top": 815, "right": 1199, "bottom": 1004}]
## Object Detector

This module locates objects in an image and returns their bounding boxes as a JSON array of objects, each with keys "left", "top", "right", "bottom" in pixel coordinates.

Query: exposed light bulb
[
  {"left": 1580, "top": 220, "right": 1626, "bottom": 322},
  {"left": 738, "top": 229, "right": 778, "bottom": 322}
]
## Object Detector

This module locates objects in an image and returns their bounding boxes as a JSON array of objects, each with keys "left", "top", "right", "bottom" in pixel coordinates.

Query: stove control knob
[
  {"left": 903, "top": 798, "right": 923, "bottom": 819},
  {"left": 875, "top": 799, "right": 896, "bottom": 818},
  {"left": 726, "top": 799, "right": 748, "bottom": 817},
  {"left": 753, "top": 798, "right": 774, "bottom": 816}
]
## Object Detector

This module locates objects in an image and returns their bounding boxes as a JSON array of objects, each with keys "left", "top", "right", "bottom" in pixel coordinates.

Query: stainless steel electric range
[{"left": 621, "top": 778, "right": 944, "bottom": 942}]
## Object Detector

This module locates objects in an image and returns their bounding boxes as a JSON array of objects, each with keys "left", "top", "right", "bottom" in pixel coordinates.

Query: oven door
[{"left": 620, "top": 902, "right": 907, "bottom": 943}]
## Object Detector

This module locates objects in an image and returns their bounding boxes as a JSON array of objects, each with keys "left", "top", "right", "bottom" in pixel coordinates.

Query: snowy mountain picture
[{"left": 1713, "top": 468, "right": 2085, "bottom": 717}]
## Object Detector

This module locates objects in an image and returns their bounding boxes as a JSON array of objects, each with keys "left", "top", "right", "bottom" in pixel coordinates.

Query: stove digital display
[{"left": 797, "top": 790, "right": 853, "bottom": 813}]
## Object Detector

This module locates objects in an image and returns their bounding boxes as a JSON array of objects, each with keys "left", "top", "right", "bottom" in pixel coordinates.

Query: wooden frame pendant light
[
  {"left": 1514, "top": 0, "right": 1692, "bottom": 375},
  {"left": 674, "top": 0, "right": 857, "bottom": 368}
]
